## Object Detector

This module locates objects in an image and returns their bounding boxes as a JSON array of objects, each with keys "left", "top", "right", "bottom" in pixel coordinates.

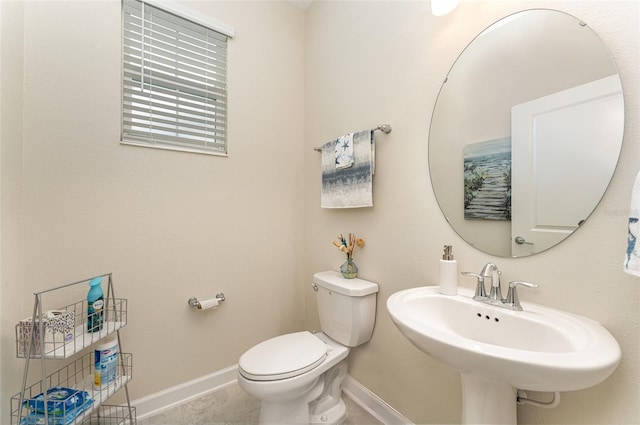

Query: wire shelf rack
[
  {"left": 11, "top": 273, "right": 135, "bottom": 425},
  {"left": 10, "top": 352, "right": 133, "bottom": 424}
]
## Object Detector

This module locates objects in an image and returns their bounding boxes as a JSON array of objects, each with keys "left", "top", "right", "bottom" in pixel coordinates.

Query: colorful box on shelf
[{"left": 17, "top": 310, "right": 75, "bottom": 357}]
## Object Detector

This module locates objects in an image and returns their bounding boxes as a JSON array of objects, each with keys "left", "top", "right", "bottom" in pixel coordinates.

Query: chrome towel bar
[{"left": 313, "top": 124, "right": 392, "bottom": 152}]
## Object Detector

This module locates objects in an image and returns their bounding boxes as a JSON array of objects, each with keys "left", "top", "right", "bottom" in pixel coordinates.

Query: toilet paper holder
[{"left": 188, "top": 293, "right": 225, "bottom": 309}]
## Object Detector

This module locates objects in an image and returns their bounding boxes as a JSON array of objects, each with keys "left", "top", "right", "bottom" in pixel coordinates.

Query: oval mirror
[{"left": 429, "top": 9, "right": 624, "bottom": 258}]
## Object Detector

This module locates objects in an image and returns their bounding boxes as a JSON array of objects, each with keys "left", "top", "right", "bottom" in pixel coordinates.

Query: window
[{"left": 122, "top": 0, "right": 230, "bottom": 155}]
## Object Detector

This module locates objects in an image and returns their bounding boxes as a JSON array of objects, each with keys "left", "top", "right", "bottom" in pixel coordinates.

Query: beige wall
[
  {"left": 304, "top": 0, "right": 639, "bottom": 424},
  {"left": 0, "top": 0, "right": 305, "bottom": 416},
  {"left": 1, "top": 0, "right": 639, "bottom": 424},
  {"left": 0, "top": 0, "right": 25, "bottom": 415}
]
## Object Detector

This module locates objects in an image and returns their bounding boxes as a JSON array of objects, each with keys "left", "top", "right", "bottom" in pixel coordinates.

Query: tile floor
[{"left": 137, "top": 381, "right": 384, "bottom": 425}]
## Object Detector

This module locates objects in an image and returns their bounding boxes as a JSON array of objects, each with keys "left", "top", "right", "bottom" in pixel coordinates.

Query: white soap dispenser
[{"left": 439, "top": 245, "right": 458, "bottom": 295}]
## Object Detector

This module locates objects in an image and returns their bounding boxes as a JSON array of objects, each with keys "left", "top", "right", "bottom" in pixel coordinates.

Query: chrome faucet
[
  {"left": 461, "top": 263, "right": 539, "bottom": 311},
  {"left": 461, "top": 262, "right": 499, "bottom": 301},
  {"left": 504, "top": 281, "right": 540, "bottom": 311}
]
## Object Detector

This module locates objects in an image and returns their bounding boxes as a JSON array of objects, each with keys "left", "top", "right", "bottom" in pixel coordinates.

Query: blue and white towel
[
  {"left": 321, "top": 130, "right": 374, "bottom": 208},
  {"left": 625, "top": 171, "right": 640, "bottom": 276}
]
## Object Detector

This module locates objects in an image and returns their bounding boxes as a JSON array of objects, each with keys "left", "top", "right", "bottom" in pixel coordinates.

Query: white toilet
[{"left": 237, "top": 270, "right": 379, "bottom": 425}]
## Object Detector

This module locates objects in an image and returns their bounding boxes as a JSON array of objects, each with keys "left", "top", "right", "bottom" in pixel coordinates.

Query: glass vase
[{"left": 340, "top": 258, "right": 358, "bottom": 279}]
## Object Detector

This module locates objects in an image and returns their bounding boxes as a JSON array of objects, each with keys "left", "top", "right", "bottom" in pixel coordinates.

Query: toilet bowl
[
  {"left": 238, "top": 332, "right": 349, "bottom": 424},
  {"left": 237, "top": 271, "right": 379, "bottom": 425}
]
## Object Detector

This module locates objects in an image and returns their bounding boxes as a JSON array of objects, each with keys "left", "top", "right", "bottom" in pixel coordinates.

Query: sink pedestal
[{"left": 461, "top": 375, "right": 517, "bottom": 424}]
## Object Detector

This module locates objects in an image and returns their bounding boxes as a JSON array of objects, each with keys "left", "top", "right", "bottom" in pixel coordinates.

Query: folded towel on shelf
[
  {"left": 625, "top": 170, "right": 640, "bottom": 276},
  {"left": 321, "top": 129, "right": 375, "bottom": 209},
  {"left": 335, "top": 133, "right": 355, "bottom": 169}
]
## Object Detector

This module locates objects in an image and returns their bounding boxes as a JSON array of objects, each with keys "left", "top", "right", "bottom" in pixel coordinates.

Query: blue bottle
[{"left": 87, "top": 277, "right": 104, "bottom": 333}]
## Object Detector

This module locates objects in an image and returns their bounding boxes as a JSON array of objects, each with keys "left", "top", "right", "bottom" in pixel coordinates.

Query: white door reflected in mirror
[{"left": 511, "top": 75, "right": 624, "bottom": 256}]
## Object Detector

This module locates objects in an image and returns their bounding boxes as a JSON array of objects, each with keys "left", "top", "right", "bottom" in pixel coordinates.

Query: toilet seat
[{"left": 239, "top": 331, "right": 328, "bottom": 381}]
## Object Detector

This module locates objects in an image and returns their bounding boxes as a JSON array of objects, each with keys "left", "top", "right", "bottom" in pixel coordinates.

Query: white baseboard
[
  {"left": 133, "top": 365, "right": 413, "bottom": 425},
  {"left": 133, "top": 364, "right": 238, "bottom": 420},
  {"left": 342, "top": 375, "right": 413, "bottom": 425}
]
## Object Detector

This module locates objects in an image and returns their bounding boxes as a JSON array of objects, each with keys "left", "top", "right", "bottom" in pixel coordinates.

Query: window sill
[{"left": 120, "top": 140, "right": 228, "bottom": 157}]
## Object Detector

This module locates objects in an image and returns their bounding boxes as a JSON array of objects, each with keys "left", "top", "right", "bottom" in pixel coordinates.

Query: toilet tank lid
[{"left": 313, "top": 271, "right": 379, "bottom": 296}]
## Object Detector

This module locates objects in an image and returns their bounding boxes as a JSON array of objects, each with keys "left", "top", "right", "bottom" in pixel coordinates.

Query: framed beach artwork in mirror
[{"left": 463, "top": 137, "right": 511, "bottom": 221}]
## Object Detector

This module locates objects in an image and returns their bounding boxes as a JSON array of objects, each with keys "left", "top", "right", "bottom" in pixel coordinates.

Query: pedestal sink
[{"left": 386, "top": 286, "right": 621, "bottom": 424}]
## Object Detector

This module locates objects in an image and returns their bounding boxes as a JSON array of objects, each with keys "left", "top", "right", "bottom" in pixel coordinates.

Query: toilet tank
[{"left": 312, "top": 271, "right": 379, "bottom": 347}]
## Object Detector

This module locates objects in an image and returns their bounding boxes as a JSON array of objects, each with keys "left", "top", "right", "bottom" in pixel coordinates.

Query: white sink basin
[{"left": 387, "top": 286, "right": 621, "bottom": 423}]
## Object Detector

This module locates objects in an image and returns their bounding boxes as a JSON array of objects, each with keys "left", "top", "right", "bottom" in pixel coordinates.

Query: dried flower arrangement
[{"left": 332, "top": 233, "right": 365, "bottom": 260}]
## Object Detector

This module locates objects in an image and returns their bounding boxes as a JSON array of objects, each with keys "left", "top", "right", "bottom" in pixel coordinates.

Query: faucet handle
[
  {"left": 509, "top": 281, "right": 539, "bottom": 289},
  {"left": 461, "top": 272, "right": 487, "bottom": 300},
  {"left": 505, "top": 281, "right": 540, "bottom": 311}
]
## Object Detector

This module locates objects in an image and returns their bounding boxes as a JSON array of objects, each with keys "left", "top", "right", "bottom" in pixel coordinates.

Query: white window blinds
[{"left": 122, "top": 0, "right": 228, "bottom": 155}]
